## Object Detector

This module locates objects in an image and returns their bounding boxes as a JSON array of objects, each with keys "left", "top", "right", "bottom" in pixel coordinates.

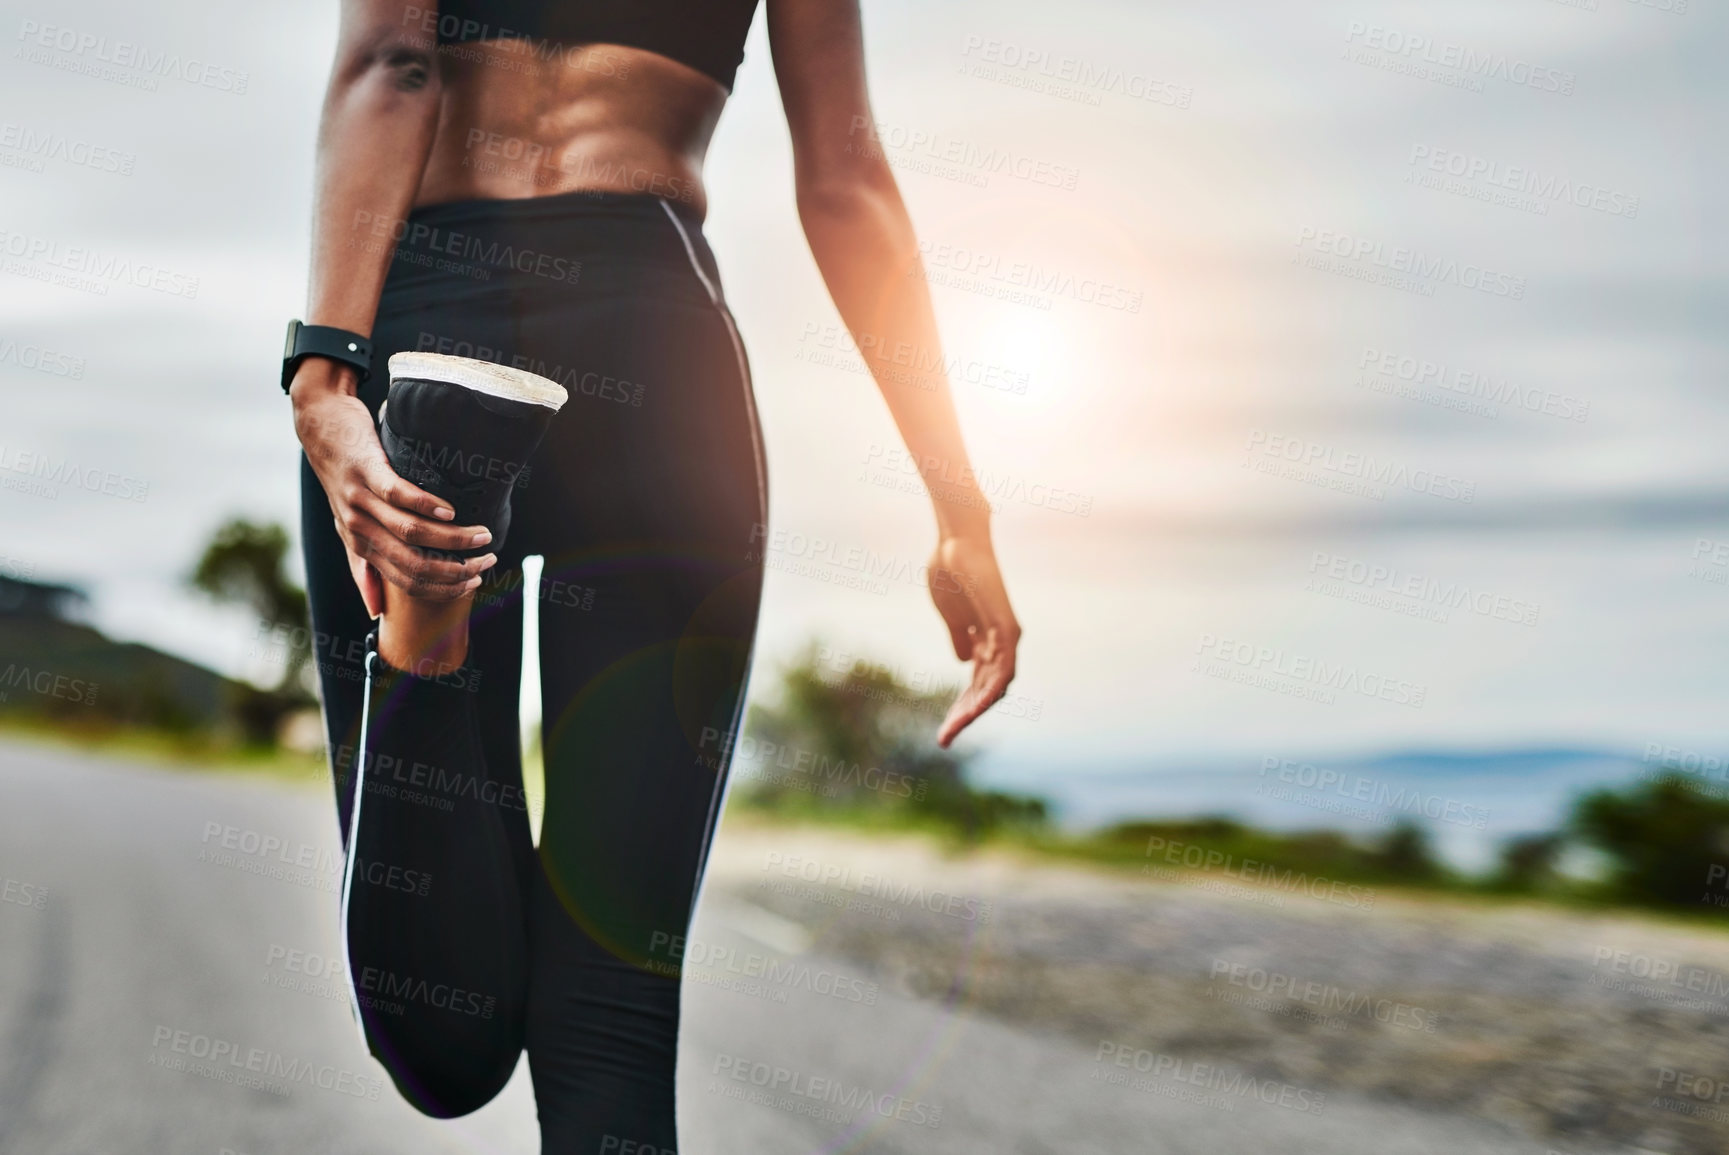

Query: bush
[
  {"left": 1571, "top": 774, "right": 1729, "bottom": 907},
  {"left": 734, "top": 642, "right": 1047, "bottom": 839}
]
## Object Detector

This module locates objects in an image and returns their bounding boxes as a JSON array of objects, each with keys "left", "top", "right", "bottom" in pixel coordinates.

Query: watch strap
[{"left": 282, "top": 320, "right": 373, "bottom": 394}]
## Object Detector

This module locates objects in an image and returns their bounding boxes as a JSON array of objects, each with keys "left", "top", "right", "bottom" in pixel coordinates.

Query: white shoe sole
[{"left": 387, "top": 351, "right": 569, "bottom": 411}]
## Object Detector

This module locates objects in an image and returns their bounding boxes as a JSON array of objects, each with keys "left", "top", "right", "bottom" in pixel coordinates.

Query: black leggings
[{"left": 300, "top": 191, "right": 766, "bottom": 1150}]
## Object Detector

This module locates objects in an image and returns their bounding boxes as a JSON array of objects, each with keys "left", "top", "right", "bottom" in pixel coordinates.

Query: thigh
[{"left": 518, "top": 285, "right": 766, "bottom": 967}]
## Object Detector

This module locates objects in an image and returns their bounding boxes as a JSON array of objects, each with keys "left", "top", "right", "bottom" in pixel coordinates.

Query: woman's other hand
[{"left": 927, "top": 532, "right": 1021, "bottom": 748}]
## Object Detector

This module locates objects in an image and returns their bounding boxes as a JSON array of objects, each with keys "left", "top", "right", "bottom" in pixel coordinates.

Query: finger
[
  {"left": 366, "top": 556, "right": 485, "bottom": 603},
  {"left": 937, "top": 633, "right": 1016, "bottom": 748},
  {"left": 334, "top": 522, "right": 389, "bottom": 619},
  {"left": 937, "top": 679, "right": 990, "bottom": 748},
  {"left": 346, "top": 510, "right": 494, "bottom": 597},
  {"left": 350, "top": 485, "right": 490, "bottom": 553},
  {"left": 360, "top": 561, "right": 385, "bottom": 619},
  {"left": 362, "top": 458, "right": 458, "bottom": 523}
]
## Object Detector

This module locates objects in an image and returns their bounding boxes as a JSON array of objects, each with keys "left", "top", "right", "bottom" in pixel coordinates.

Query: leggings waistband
[
  {"left": 406, "top": 189, "right": 700, "bottom": 232},
  {"left": 377, "top": 190, "right": 722, "bottom": 300}
]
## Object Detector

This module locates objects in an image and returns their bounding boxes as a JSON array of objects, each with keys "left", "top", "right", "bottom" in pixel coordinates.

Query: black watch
[{"left": 281, "top": 320, "right": 373, "bottom": 394}]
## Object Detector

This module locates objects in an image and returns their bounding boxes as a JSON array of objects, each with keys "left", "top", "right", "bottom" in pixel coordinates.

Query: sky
[{"left": 1, "top": 0, "right": 1725, "bottom": 799}]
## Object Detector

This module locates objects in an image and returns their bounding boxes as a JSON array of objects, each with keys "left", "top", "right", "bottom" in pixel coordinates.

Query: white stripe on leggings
[
  {"left": 337, "top": 650, "right": 375, "bottom": 1046},
  {"left": 657, "top": 198, "right": 766, "bottom": 913}
]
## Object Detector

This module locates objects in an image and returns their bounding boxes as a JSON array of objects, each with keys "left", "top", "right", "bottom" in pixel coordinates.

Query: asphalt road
[{"left": 0, "top": 739, "right": 1617, "bottom": 1154}]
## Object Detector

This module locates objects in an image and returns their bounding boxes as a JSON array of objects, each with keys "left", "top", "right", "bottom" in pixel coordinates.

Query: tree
[
  {"left": 737, "top": 642, "right": 1046, "bottom": 839},
  {"left": 189, "top": 518, "right": 314, "bottom": 745},
  {"left": 1370, "top": 820, "right": 1444, "bottom": 882},
  {"left": 1572, "top": 774, "right": 1729, "bottom": 907},
  {"left": 1492, "top": 833, "right": 1566, "bottom": 892}
]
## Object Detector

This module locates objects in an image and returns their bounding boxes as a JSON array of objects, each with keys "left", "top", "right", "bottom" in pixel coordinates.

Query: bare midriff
[{"left": 415, "top": 40, "right": 728, "bottom": 219}]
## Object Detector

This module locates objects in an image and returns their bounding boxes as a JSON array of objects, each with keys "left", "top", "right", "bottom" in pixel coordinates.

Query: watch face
[{"left": 284, "top": 319, "right": 302, "bottom": 360}]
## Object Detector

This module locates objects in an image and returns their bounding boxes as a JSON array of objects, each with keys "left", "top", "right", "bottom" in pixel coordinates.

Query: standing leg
[{"left": 510, "top": 266, "right": 766, "bottom": 1151}]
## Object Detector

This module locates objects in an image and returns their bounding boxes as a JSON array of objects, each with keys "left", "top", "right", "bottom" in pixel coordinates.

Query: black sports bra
[{"left": 435, "top": 0, "right": 761, "bottom": 92}]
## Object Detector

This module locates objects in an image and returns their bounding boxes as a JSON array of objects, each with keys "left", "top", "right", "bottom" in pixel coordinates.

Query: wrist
[
  {"left": 934, "top": 501, "right": 992, "bottom": 543},
  {"left": 288, "top": 357, "right": 362, "bottom": 406}
]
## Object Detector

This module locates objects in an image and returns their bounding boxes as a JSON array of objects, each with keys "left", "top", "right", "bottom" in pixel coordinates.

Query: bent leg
[{"left": 302, "top": 456, "right": 535, "bottom": 1117}]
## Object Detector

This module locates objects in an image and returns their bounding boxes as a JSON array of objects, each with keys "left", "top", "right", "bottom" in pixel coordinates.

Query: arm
[
  {"left": 768, "top": 0, "right": 1021, "bottom": 746},
  {"left": 289, "top": 0, "right": 492, "bottom": 616}
]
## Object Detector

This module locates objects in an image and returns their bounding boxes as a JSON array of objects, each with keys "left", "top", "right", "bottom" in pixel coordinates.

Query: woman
[{"left": 288, "top": 0, "right": 1021, "bottom": 1147}]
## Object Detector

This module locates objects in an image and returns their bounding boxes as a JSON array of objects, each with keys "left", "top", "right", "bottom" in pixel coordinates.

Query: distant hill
[{"left": 0, "top": 574, "right": 236, "bottom": 734}]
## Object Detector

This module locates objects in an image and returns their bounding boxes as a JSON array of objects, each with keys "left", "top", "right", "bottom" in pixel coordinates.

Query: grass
[
  {"left": 0, "top": 713, "right": 327, "bottom": 785},
  {"left": 725, "top": 794, "right": 1729, "bottom": 928}
]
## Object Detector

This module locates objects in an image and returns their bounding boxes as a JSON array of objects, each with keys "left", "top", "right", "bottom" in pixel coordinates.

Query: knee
[{"left": 364, "top": 1008, "right": 524, "bottom": 1118}]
